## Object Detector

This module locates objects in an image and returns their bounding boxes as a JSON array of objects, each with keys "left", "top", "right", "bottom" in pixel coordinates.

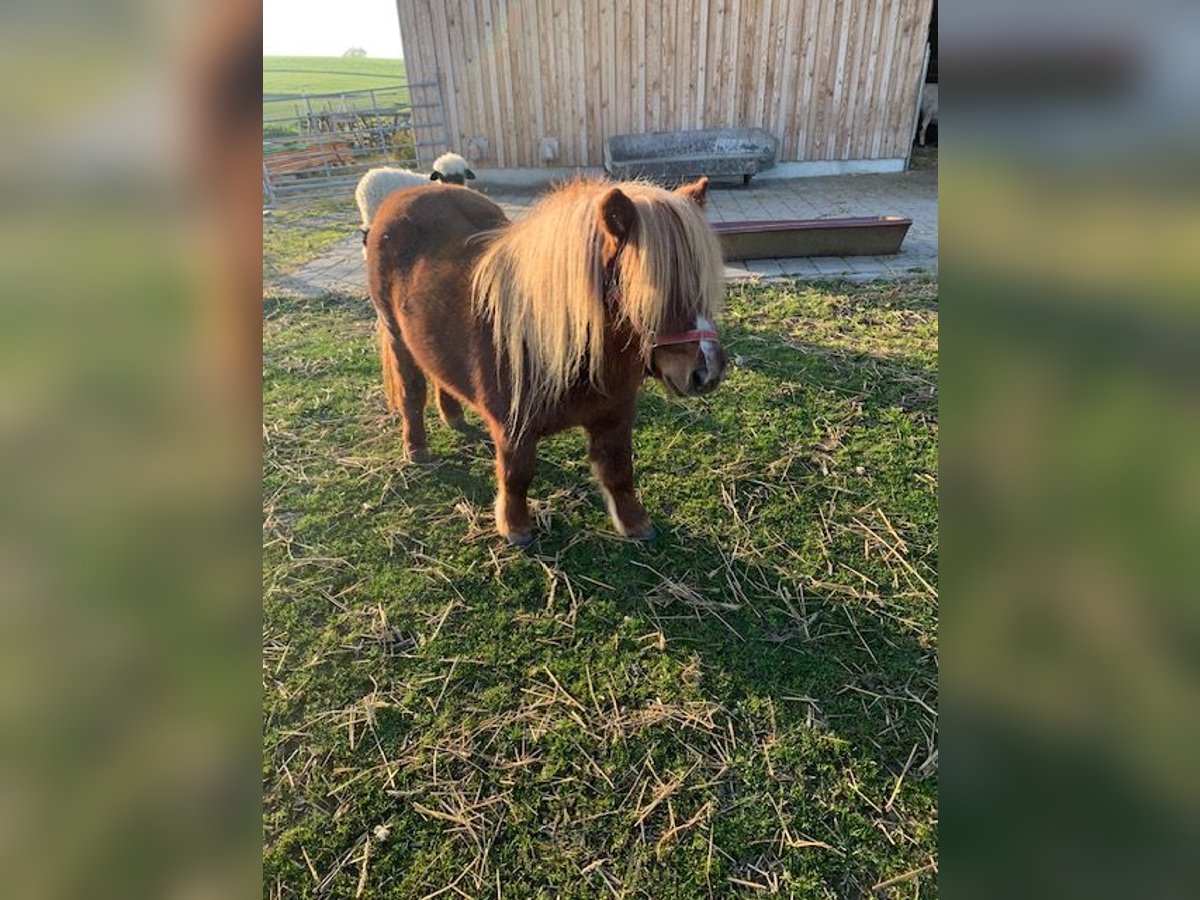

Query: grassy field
[
  {"left": 263, "top": 275, "right": 938, "bottom": 897},
  {"left": 263, "top": 57, "right": 411, "bottom": 139},
  {"left": 264, "top": 56, "right": 408, "bottom": 97}
]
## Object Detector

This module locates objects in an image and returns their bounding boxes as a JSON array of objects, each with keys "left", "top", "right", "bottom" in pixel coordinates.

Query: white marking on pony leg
[
  {"left": 598, "top": 483, "right": 632, "bottom": 536},
  {"left": 593, "top": 464, "right": 638, "bottom": 537}
]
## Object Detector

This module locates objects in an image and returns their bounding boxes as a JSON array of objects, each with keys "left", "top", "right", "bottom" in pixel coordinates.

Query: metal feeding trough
[
  {"left": 712, "top": 216, "right": 913, "bottom": 260},
  {"left": 604, "top": 128, "right": 778, "bottom": 185}
]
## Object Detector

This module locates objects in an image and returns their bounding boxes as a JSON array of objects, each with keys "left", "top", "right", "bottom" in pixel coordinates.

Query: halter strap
[{"left": 652, "top": 329, "right": 719, "bottom": 348}]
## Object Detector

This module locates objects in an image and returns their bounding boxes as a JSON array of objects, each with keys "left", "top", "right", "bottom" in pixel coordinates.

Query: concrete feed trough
[{"left": 604, "top": 128, "right": 778, "bottom": 185}]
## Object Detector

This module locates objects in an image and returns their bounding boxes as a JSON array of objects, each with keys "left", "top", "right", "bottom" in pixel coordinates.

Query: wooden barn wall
[{"left": 395, "top": 0, "right": 934, "bottom": 168}]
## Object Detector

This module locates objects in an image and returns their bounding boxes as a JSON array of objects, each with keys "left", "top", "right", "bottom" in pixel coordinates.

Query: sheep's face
[{"left": 430, "top": 167, "right": 476, "bottom": 186}]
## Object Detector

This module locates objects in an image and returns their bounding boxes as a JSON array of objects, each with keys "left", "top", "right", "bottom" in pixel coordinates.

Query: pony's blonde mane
[{"left": 470, "top": 179, "right": 724, "bottom": 425}]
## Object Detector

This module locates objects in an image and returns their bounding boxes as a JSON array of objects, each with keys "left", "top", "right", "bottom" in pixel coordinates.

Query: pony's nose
[{"left": 691, "top": 344, "right": 725, "bottom": 394}]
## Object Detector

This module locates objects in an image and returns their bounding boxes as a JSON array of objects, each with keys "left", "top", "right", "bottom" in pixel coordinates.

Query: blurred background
[
  {"left": 942, "top": 0, "right": 1200, "bottom": 895},
  {"left": 0, "top": 0, "right": 262, "bottom": 897},
  {"left": 0, "top": 0, "right": 1197, "bottom": 896}
]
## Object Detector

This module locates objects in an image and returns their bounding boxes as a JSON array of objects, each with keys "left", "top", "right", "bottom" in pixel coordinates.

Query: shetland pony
[{"left": 366, "top": 177, "right": 727, "bottom": 545}]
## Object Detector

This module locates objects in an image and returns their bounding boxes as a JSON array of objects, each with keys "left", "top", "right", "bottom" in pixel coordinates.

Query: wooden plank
[
  {"left": 722, "top": 0, "right": 742, "bottom": 125},
  {"left": 634, "top": 0, "right": 646, "bottom": 132},
  {"left": 800, "top": 0, "right": 822, "bottom": 158},
  {"left": 708, "top": 0, "right": 729, "bottom": 127},
  {"left": 661, "top": 0, "right": 676, "bottom": 132},
  {"left": 826, "top": 0, "right": 853, "bottom": 158},
  {"left": 397, "top": 0, "right": 435, "bottom": 160},
  {"left": 777, "top": 0, "right": 803, "bottom": 157},
  {"left": 549, "top": 0, "right": 565, "bottom": 163},
  {"left": 558, "top": 0, "right": 577, "bottom": 165},
  {"left": 537, "top": 0, "right": 557, "bottom": 159},
  {"left": 871, "top": 0, "right": 903, "bottom": 158},
  {"left": 673, "top": 1, "right": 689, "bottom": 131},
  {"left": 599, "top": 0, "right": 616, "bottom": 155},
  {"left": 494, "top": 0, "right": 521, "bottom": 166},
  {"left": 887, "top": 0, "right": 933, "bottom": 157},
  {"left": 615, "top": 0, "right": 631, "bottom": 137},
  {"left": 740, "top": 0, "right": 763, "bottom": 126},
  {"left": 505, "top": 0, "right": 524, "bottom": 165},
  {"left": 813, "top": 0, "right": 841, "bottom": 158},
  {"left": 857, "top": 0, "right": 885, "bottom": 159},
  {"left": 477, "top": 0, "right": 504, "bottom": 166},
  {"left": 694, "top": 0, "right": 710, "bottom": 130},
  {"left": 649, "top": 0, "right": 662, "bottom": 131},
  {"left": 680, "top": 0, "right": 697, "bottom": 129},
  {"left": 584, "top": 0, "right": 599, "bottom": 165},
  {"left": 847, "top": 0, "right": 868, "bottom": 156},
  {"left": 752, "top": 0, "right": 776, "bottom": 129},
  {"left": 892, "top": 0, "right": 926, "bottom": 157},
  {"left": 457, "top": 0, "right": 485, "bottom": 152},
  {"left": 439, "top": 0, "right": 470, "bottom": 149},
  {"left": 766, "top": 0, "right": 789, "bottom": 138},
  {"left": 523, "top": 0, "right": 546, "bottom": 163},
  {"left": 575, "top": 0, "right": 592, "bottom": 164}
]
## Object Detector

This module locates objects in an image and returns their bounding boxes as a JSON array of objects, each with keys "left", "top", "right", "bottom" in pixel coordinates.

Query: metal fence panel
[{"left": 262, "top": 79, "right": 446, "bottom": 208}]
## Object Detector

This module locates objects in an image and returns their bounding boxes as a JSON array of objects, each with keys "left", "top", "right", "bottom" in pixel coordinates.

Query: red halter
[{"left": 651, "top": 328, "right": 719, "bottom": 349}]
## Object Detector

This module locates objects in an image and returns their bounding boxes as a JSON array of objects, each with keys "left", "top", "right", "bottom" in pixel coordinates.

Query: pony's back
[{"left": 368, "top": 184, "right": 507, "bottom": 277}]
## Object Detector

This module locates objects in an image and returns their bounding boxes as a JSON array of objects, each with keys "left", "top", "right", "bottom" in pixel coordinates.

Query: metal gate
[{"left": 262, "top": 76, "right": 447, "bottom": 208}]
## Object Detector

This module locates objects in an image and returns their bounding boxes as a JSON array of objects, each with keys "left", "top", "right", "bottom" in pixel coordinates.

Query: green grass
[
  {"left": 263, "top": 279, "right": 938, "bottom": 897},
  {"left": 264, "top": 56, "right": 409, "bottom": 97},
  {"left": 263, "top": 198, "right": 359, "bottom": 279}
]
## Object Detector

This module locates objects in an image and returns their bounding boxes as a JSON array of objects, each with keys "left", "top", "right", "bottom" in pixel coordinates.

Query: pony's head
[
  {"left": 597, "top": 177, "right": 727, "bottom": 398},
  {"left": 471, "top": 176, "right": 726, "bottom": 424}
]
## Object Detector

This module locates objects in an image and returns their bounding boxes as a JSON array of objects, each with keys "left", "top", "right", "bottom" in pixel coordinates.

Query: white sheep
[
  {"left": 355, "top": 152, "right": 476, "bottom": 236},
  {"left": 918, "top": 84, "right": 938, "bottom": 147}
]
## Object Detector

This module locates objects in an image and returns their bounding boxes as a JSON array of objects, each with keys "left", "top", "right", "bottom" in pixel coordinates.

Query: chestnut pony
[{"left": 366, "top": 177, "right": 727, "bottom": 545}]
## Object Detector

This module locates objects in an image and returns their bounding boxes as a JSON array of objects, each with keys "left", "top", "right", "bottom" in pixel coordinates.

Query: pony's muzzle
[{"left": 690, "top": 340, "right": 727, "bottom": 394}]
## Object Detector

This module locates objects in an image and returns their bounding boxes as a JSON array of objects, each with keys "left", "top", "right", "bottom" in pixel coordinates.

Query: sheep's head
[{"left": 430, "top": 152, "right": 476, "bottom": 186}]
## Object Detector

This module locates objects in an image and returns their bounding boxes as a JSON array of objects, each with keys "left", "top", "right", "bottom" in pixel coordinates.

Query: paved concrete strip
[{"left": 266, "top": 170, "right": 936, "bottom": 298}]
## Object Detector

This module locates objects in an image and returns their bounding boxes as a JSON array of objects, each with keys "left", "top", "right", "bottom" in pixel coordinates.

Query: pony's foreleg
[
  {"left": 492, "top": 435, "right": 537, "bottom": 546},
  {"left": 587, "top": 420, "right": 655, "bottom": 540},
  {"left": 377, "top": 318, "right": 429, "bottom": 462}
]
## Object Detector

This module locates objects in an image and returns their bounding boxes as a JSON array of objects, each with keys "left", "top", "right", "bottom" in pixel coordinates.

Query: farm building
[{"left": 395, "top": 0, "right": 936, "bottom": 178}]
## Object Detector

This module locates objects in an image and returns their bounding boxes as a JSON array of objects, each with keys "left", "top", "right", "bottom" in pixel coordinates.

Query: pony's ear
[
  {"left": 675, "top": 176, "right": 709, "bottom": 208},
  {"left": 598, "top": 188, "right": 637, "bottom": 242},
  {"left": 429, "top": 171, "right": 442, "bottom": 181},
  {"left": 464, "top": 168, "right": 476, "bottom": 180}
]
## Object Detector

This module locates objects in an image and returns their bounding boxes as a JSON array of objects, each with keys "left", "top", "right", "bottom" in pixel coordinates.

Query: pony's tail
[{"left": 377, "top": 317, "right": 404, "bottom": 412}]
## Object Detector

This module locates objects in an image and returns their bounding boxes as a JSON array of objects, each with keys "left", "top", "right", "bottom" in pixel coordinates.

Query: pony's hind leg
[
  {"left": 435, "top": 387, "right": 486, "bottom": 443},
  {"left": 434, "top": 386, "right": 467, "bottom": 431},
  {"left": 376, "top": 317, "right": 430, "bottom": 462},
  {"left": 587, "top": 419, "right": 655, "bottom": 540}
]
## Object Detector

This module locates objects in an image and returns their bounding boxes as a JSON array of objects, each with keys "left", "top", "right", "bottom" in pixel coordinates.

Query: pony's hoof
[
  {"left": 628, "top": 525, "right": 657, "bottom": 542},
  {"left": 452, "top": 422, "right": 487, "bottom": 443},
  {"left": 505, "top": 531, "right": 535, "bottom": 548},
  {"left": 407, "top": 447, "right": 431, "bottom": 464}
]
